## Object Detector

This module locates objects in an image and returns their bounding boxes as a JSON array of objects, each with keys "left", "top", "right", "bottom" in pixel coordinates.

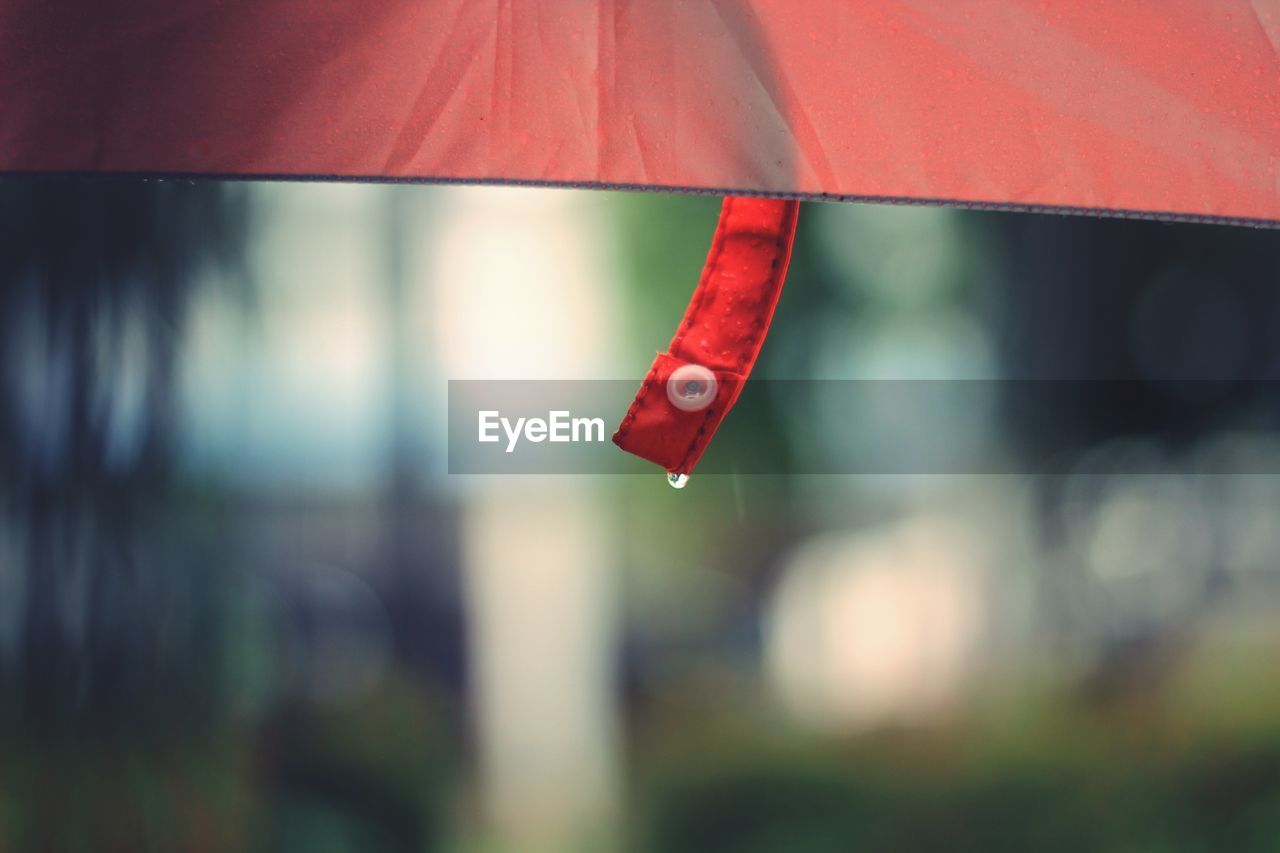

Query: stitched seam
[
  {"left": 32, "top": 172, "right": 1276, "bottom": 229},
  {"left": 613, "top": 357, "right": 662, "bottom": 443},
  {"left": 675, "top": 401, "right": 720, "bottom": 475},
  {"left": 733, "top": 210, "right": 793, "bottom": 372},
  {"left": 671, "top": 197, "right": 736, "bottom": 355}
]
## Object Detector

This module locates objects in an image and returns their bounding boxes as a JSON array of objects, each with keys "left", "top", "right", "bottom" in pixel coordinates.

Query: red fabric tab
[{"left": 613, "top": 197, "right": 800, "bottom": 474}]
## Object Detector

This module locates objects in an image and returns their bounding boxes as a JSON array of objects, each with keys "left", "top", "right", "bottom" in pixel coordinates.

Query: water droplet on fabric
[{"left": 667, "top": 472, "right": 689, "bottom": 489}]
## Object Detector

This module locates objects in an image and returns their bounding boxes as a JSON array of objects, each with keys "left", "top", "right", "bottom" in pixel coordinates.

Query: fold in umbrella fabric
[{"left": 2, "top": 0, "right": 1278, "bottom": 225}]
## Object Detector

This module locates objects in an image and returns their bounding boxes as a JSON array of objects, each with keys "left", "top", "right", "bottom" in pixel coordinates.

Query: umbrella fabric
[
  {"left": 4, "top": 1, "right": 1276, "bottom": 473},
  {"left": 3, "top": 0, "right": 1278, "bottom": 225}
]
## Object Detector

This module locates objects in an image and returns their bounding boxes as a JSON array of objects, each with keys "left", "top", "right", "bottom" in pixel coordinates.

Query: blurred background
[{"left": 3, "top": 178, "right": 1280, "bottom": 852}]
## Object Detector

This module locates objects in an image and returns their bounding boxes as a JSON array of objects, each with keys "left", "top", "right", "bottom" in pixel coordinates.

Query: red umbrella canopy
[
  {"left": 3, "top": 0, "right": 1278, "bottom": 225},
  {"left": 4, "top": 0, "right": 1277, "bottom": 475}
]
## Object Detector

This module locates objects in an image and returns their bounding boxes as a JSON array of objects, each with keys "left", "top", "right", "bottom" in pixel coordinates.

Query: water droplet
[{"left": 667, "top": 472, "right": 689, "bottom": 489}]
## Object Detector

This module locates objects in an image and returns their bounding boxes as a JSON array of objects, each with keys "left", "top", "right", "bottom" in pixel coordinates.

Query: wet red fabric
[
  {"left": 1, "top": 1, "right": 1277, "bottom": 225},
  {"left": 613, "top": 198, "right": 799, "bottom": 474}
]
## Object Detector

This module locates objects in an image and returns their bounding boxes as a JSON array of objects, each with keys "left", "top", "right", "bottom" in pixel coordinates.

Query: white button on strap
[{"left": 667, "top": 364, "right": 718, "bottom": 412}]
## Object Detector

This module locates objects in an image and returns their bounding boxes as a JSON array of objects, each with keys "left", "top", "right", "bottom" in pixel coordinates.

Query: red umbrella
[{"left": 6, "top": 0, "right": 1276, "bottom": 474}]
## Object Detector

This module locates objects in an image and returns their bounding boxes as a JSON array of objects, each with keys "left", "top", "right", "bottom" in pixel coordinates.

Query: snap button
[{"left": 667, "top": 364, "right": 718, "bottom": 412}]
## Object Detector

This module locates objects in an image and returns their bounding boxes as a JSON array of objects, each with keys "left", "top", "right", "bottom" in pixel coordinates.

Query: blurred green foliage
[
  {"left": 1, "top": 674, "right": 454, "bottom": 853},
  {"left": 5, "top": 183, "right": 1280, "bottom": 853},
  {"left": 612, "top": 192, "right": 723, "bottom": 361},
  {"left": 635, "top": 688, "right": 1280, "bottom": 853}
]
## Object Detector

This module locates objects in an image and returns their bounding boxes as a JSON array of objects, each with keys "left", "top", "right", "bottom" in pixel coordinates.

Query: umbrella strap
[{"left": 612, "top": 196, "right": 800, "bottom": 476}]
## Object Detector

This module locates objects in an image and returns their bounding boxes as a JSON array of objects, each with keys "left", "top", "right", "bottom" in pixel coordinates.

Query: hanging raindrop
[{"left": 667, "top": 472, "right": 689, "bottom": 490}]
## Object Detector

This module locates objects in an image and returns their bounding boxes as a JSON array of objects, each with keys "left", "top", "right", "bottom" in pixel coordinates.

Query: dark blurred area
[
  {"left": 1, "top": 179, "right": 242, "bottom": 726},
  {"left": 2, "top": 178, "right": 1280, "bottom": 852}
]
